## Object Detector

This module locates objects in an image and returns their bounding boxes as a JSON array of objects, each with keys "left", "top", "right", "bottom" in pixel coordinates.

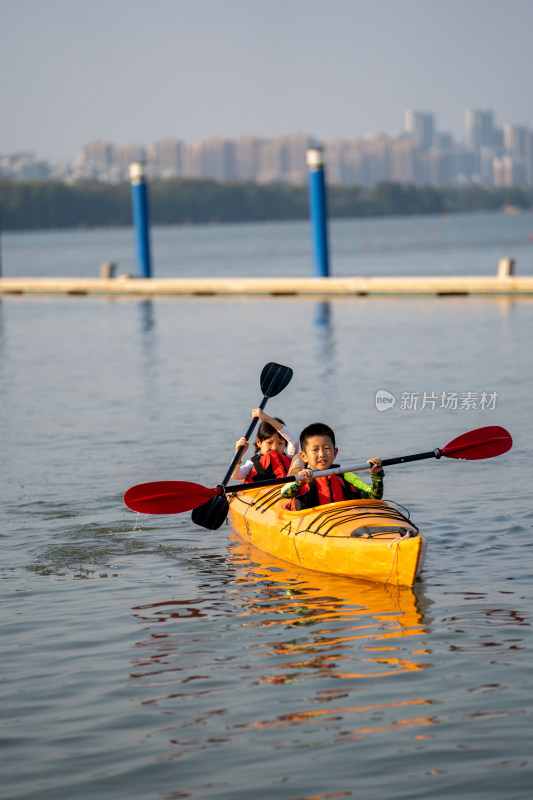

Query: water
[
  {"left": 1, "top": 213, "right": 532, "bottom": 799},
  {"left": 2, "top": 210, "right": 533, "bottom": 278}
]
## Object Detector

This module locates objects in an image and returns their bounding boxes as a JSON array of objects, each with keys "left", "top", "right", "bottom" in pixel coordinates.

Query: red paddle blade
[
  {"left": 441, "top": 426, "right": 512, "bottom": 460},
  {"left": 124, "top": 481, "right": 220, "bottom": 514}
]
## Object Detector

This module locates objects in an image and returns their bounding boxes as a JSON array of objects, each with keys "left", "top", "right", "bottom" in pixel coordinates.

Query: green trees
[
  {"left": 148, "top": 180, "right": 309, "bottom": 224},
  {"left": 1, "top": 177, "right": 531, "bottom": 231},
  {"left": 367, "top": 183, "right": 444, "bottom": 215},
  {"left": 0, "top": 180, "right": 130, "bottom": 229}
]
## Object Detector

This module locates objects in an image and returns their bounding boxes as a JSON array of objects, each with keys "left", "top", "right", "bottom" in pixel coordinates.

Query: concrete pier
[{"left": 1, "top": 275, "right": 533, "bottom": 297}]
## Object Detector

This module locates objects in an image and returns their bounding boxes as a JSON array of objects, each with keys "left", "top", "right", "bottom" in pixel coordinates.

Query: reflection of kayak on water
[
  {"left": 229, "top": 529, "right": 428, "bottom": 632},
  {"left": 228, "top": 532, "right": 432, "bottom": 691},
  {"left": 228, "top": 486, "right": 427, "bottom": 587}
]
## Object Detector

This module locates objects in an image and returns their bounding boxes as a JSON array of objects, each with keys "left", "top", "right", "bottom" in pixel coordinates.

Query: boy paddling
[{"left": 281, "top": 422, "right": 384, "bottom": 510}]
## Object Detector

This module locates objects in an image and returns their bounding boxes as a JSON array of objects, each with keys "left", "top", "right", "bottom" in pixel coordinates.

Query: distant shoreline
[{"left": 1, "top": 178, "right": 532, "bottom": 233}]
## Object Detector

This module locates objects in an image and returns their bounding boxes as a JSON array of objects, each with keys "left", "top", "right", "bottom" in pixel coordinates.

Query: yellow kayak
[{"left": 228, "top": 486, "right": 426, "bottom": 587}]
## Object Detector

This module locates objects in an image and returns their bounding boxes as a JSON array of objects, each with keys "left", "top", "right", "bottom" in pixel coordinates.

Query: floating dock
[{"left": 1, "top": 275, "right": 533, "bottom": 297}]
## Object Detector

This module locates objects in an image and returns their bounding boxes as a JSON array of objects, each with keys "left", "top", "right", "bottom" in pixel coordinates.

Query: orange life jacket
[
  {"left": 244, "top": 451, "right": 291, "bottom": 483},
  {"left": 288, "top": 474, "right": 354, "bottom": 510}
]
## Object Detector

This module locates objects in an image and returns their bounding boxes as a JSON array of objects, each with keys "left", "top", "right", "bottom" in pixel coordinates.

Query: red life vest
[
  {"left": 244, "top": 451, "right": 291, "bottom": 483},
  {"left": 288, "top": 474, "right": 354, "bottom": 510}
]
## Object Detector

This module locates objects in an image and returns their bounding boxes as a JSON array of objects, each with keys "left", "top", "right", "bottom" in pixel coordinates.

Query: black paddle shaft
[
  {"left": 382, "top": 449, "right": 441, "bottom": 467},
  {"left": 219, "top": 363, "right": 293, "bottom": 488},
  {"left": 220, "top": 449, "right": 442, "bottom": 495},
  {"left": 221, "top": 395, "right": 268, "bottom": 487}
]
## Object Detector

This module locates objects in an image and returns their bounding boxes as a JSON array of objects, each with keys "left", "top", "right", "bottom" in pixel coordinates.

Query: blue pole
[
  {"left": 129, "top": 161, "right": 152, "bottom": 278},
  {"left": 306, "top": 147, "right": 330, "bottom": 277}
]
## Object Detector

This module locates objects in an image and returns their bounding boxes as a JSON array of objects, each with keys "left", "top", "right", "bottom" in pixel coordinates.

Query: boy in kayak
[
  {"left": 281, "top": 422, "right": 384, "bottom": 510},
  {"left": 232, "top": 408, "right": 299, "bottom": 483}
]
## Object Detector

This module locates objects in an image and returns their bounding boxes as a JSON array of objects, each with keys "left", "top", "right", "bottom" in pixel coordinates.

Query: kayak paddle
[
  {"left": 190, "top": 361, "right": 293, "bottom": 529},
  {"left": 124, "top": 425, "right": 512, "bottom": 527}
]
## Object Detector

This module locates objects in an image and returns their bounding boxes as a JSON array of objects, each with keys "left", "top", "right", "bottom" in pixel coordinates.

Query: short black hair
[
  {"left": 255, "top": 417, "right": 285, "bottom": 452},
  {"left": 299, "top": 422, "right": 336, "bottom": 451}
]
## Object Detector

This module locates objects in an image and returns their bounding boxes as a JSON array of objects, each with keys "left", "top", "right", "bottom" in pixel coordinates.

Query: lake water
[
  {"left": 1, "top": 212, "right": 532, "bottom": 799},
  {"left": 2, "top": 209, "right": 533, "bottom": 279}
]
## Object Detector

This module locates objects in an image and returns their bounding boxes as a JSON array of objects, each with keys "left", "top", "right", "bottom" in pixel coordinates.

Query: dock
[{"left": 1, "top": 275, "right": 533, "bottom": 297}]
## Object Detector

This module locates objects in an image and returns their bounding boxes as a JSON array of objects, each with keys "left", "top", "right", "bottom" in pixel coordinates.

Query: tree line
[{"left": 1, "top": 177, "right": 532, "bottom": 231}]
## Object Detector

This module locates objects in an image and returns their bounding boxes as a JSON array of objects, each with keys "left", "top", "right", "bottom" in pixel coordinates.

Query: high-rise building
[
  {"left": 364, "top": 135, "right": 391, "bottom": 187},
  {"left": 179, "top": 142, "right": 197, "bottom": 178},
  {"left": 480, "top": 146, "right": 497, "bottom": 185},
  {"left": 280, "top": 133, "right": 320, "bottom": 184},
  {"left": 152, "top": 138, "right": 182, "bottom": 177},
  {"left": 433, "top": 132, "right": 453, "bottom": 152},
  {"left": 465, "top": 109, "right": 495, "bottom": 151},
  {"left": 323, "top": 138, "right": 367, "bottom": 186},
  {"left": 197, "top": 138, "right": 236, "bottom": 181},
  {"left": 114, "top": 144, "right": 147, "bottom": 177},
  {"left": 526, "top": 130, "right": 533, "bottom": 185},
  {"left": 233, "top": 136, "right": 263, "bottom": 181},
  {"left": 65, "top": 109, "right": 531, "bottom": 188},
  {"left": 180, "top": 138, "right": 235, "bottom": 181},
  {"left": 503, "top": 124, "right": 528, "bottom": 160},
  {"left": 390, "top": 136, "right": 419, "bottom": 184},
  {"left": 79, "top": 140, "right": 114, "bottom": 169},
  {"left": 405, "top": 111, "right": 435, "bottom": 150},
  {"left": 257, "top": 139, "right": 288, "bottom": 183},
  {"left": 323, "top": 139, "right": 347, "bottom": 185},
  {"left": 452, "top": 146, "right": 476, "bottom": 185},
  {"left": 493, "top": 155, "right": 525, "bottom": 187},
  {"left": 428, "top": 147, "right": 451, "bottom": 186}
]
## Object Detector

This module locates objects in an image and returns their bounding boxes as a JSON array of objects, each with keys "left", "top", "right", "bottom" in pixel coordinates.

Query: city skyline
[
  {"left": 2, "top": 0, "right": 533, "bottom": 162},
  {"left": 3, "top": 106, "right": 532, "bottom": 190}
]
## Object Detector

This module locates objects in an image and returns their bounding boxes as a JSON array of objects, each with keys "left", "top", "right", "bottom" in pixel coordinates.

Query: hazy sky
[{"left": 2, "top": 0, "right": 532, "bottom": 161}]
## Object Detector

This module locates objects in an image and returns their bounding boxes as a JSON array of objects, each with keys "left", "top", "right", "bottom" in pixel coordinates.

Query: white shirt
[{"left": 236, "top": 425, "right": 299, "bottom": 480}]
